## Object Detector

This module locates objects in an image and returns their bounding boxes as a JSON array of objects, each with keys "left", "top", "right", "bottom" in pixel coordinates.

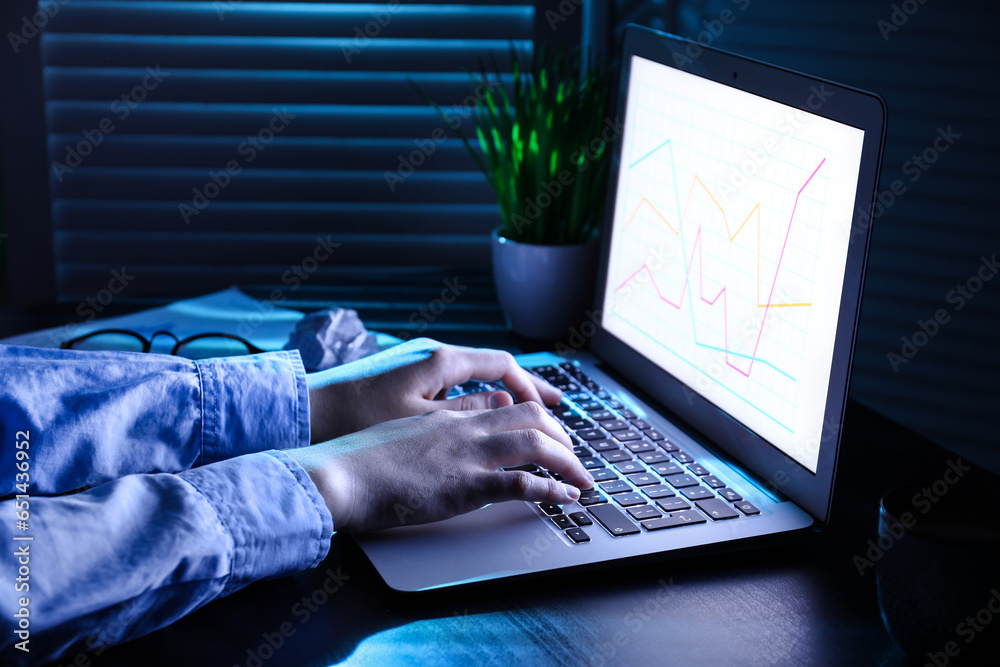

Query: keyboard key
[
  {"left": 578, "top": 489, "right": 606, "bottom": 506},
  {"left": 680, "top": 486, "right": 714, "bottom": 500},
  {"left": 645, "top": 428, "right": 665, "bottom": 440},
  {"left": 627, "top": 505, "right": 662, "bottom": 521},
  {"left": 578, "top": 457, "right": 605, "bottom": 470},
  {"left": 550, "top": 405, "right": 575, "bottom": 419},
  {"left": 601, "top": 450, "right": 632, "bottom": 463},
  {"left": 566, "top": 527, "right": 590, "bottom": 543},
  {"left": 718, "top": 488, "right": 743, "bottom": 502},
  {"left": 656, "top": 498, "right": 691, "bottom": 512},
  {"left": 576, "top": 429, "right": 607, "bottom": 441},
  {"left": 588, "top": 439, "right": 619, "bottom": 452},
  {"left": 695, "top": 498, "right": 740, "bottom": 521},
  {"left": 599, "top": 480, "right": 632, "bottom": 495},
  {"left": 641, "top": 484, "right": 675, "bottom": 499},
  {"left": 532, "top": 470, "right": 552, "bottom": 479},
  {"left": 612, "top": 429, "right": 642, "bottom": 442},
  {"left": 673, "top": 450, "right": 694, "bottom": 463},
  {"left": 651, "top": 462, "right": 683, "bottom": 476},
  {"left": 600, "top": 419, "right": 630, "bottom": 431},
  {"left": 573, "top": 445, "right": 593, "bottom": 458},
  {"left": 658, "top": 439, "right": 679, "bottom": 452},
  {"left": 577, "top": 400, "right": 602, "bottom": 411},
  {"left": 643, "top": 510, "right": 706, "bottom": 530},
  {"left": 638, "top": 450, "right": 669, "bottom": 464},
  {"left": 565, "top": 391, "right": 591, "bottom": 402},
  {"left": 618, "top": 409, "right": 637, "bottom": 420},
  {"left": 538, "top": 503, "right": 563, "bottom": 516},
  {"left": 626, "top": 473, "right": 659, "bottom": 487},
  {"left": 688, "top": 463, "right": 710, "bottom": 476},
  {"left": 665, "top": 474, "right": 699, "bottom": 488},
  {"left": 503, "top": 464, "right": 539, "bottom": 472},
  {"left": 589, "top": 504, "right": 641, "bottom": 536},
  {"left": 588, "top": 410, "right": 615, "bottom": 422},
  {"left": 734, "top": 501, "right": 760, "bottom": 516},
  {"left": 613, "top": 493, "right": 648, "bottom": 507},
  {"left": 624, "top": 440, "right": 655, "bottom": 454},
  {"left": 595, "top": 389, "right": 612, "bottom": 400},
  {"left": 614, "top": 461, "right": 645, "bottom": 475},
  {"left": 565, "top": 417, "right": 596, "bottom": 431},
  {"left": 590, "top": 468, "right": 619, "bottom": 482},
  {"left": 552, "top": 514, "right": 575, "bottom": 529},
  {"left": 607, "top": 400, "right": 624, "bottom": 409},
  {"left": 703, "top": 475, "right": 726, "bottom": 489},
  {"left": 569, "top": 511, "right": 593, "bottom": 526},
  {"left": 631, "top": 419, "right": 652, "bottom": 430}
]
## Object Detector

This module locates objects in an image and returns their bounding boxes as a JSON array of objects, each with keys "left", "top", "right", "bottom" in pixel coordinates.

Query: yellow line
[{"left": 635, "top": 177, "right": 811, "bottom": 309}]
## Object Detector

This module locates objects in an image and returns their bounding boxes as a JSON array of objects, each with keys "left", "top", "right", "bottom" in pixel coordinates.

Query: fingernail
[
  {"left": 560, "top": 484, "right": 581, "bottom": 503},
  {"left": 488, "top": 393, "right": 502, "bottom": 409}
]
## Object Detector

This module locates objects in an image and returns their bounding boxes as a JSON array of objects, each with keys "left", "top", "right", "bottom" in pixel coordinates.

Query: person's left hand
[{"left": 306, "top": 338, "right": 562, "bottom": 443}]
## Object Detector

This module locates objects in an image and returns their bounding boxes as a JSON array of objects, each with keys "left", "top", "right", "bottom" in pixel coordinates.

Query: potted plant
[{"left": 436, "top": 49, "right": 614, "bottom": 339}]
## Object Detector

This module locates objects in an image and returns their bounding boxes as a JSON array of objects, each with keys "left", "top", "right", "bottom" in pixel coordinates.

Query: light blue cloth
[{"left": 0, "top": 344, "right": 333, "bottom": 664}]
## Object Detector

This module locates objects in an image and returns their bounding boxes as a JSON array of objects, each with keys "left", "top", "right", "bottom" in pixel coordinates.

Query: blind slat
[
  {"left": 51, "top": 168, "right": 495, "bottom": 202},
  {"left": 41, "top": 35, "right": 531, "bottom": 71},
  {"left": 45, "top": 69, "right": 514, "bottom": 106},
  {"left": 48, "top": 2, "right": 533, "bottom": 38},
  {"left": 53, "top": 200, "right": 501, "bottom": 233}
]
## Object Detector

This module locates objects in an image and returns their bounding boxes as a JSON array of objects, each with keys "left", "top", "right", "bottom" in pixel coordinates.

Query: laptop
[{"left": 355, "top": 25, "right": 886, "bottom": 591}]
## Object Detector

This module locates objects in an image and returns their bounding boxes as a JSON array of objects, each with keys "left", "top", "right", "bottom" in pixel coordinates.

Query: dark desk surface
[{"left": 72, "top": 392, "right": 987, "bottom": 667}]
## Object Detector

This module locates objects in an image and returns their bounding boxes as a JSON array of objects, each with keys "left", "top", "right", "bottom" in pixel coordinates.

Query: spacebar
[{"left": 588, "top": 504, "right": 641, "bottom": 536}]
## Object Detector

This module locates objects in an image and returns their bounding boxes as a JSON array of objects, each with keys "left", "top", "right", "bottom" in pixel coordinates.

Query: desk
[{"left": 62, "top": 389, "right": 986, "bottom": 667}]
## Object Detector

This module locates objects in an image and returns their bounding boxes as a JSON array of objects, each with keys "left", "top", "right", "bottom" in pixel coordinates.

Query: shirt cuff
[
  {"left": 195, "top": 351, "right": 311, "bottom": 464},
  {"left": 179, "top": 450, "right": 333, "bottom": 595}
]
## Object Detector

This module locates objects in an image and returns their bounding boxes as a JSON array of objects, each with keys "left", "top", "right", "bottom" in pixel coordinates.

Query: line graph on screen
[{"left": 607, "top": 89, "right": 833, "bottom": 431}]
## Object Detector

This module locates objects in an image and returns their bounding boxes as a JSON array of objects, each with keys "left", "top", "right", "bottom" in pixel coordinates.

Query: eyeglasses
[{"left": 60, "top": 329, "right": 266, "bottom": 359}]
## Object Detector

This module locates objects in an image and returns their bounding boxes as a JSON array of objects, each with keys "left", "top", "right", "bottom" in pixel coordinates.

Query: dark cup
[{"left": 876, "top": 481, "right": 1000, "bottom": 665}]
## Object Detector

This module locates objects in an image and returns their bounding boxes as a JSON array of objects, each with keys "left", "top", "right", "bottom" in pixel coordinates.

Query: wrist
[{"left": 286, "top": 445, "right": 355, "bottom": 532}]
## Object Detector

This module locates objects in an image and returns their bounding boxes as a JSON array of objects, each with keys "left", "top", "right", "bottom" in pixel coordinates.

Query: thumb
[{"left": 438, "top": 390, "right": 513, "bottom": 411}]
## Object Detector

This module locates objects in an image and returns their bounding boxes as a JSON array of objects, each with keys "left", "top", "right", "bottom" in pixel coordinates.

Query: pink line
[
  {"left": 745, "top": 158, "right": 825, "bottom": 374},
  {"left": 615, "top": 158, "right": 826, "bottom": 378}
]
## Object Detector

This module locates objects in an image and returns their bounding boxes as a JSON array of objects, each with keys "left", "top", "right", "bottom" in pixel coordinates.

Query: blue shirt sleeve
[
  {"left": 0, "top": 346, "right": 333, "bottom": 664},
  {"left": 0, "top": 344, "right": 312, "bottom": 495},
  {"left": 0, "top": 451, "right": 333, "bottom": 665}
]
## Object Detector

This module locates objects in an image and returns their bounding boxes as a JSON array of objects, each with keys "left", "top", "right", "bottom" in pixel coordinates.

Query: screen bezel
[{"left": 590, "top": 26, "right": 886, "bottom": 525}]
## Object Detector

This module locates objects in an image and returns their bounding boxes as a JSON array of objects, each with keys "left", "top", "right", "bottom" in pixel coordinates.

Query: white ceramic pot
[{"left": 491, "top": 227, "right": 601, "bottom": 340}]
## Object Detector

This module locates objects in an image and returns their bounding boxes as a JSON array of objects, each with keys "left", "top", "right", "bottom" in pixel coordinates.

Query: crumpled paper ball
[{"left": 283, "top": 308, "right": 379, "bottom": 373}]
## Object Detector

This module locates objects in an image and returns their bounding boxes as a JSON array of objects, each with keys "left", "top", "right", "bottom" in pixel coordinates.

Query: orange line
[
  {"left": 632, "top": 178, "right": 810, "bottom": 308},
  {"left": 624, "top": 197, "right": 679, "bottom": 235}
]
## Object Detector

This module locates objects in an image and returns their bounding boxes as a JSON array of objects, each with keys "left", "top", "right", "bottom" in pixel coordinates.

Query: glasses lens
[
  {"left": 69, "top": 332, "right": 146, "bottom": 353},
  {"left": 175, "top": 336, "right": 255, "bottom": 360}
]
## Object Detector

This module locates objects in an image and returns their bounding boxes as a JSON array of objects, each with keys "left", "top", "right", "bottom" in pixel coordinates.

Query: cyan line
[
  {"left": 694, "top": 342, "right": 797, "bottom": 382},
  {"left": 625, "top": 134, "right": 801, "bottom": 382},
  {"left": 612, "top": 308, "right": 796, "bottom": 434},
  {"left": 629, "top": 138, "right": 672, "bottom": 169}
]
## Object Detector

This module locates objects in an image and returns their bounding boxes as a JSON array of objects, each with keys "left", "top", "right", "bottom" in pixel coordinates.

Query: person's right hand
[{"left": 286, "top": 401, "right": 594, "bottom": 534}]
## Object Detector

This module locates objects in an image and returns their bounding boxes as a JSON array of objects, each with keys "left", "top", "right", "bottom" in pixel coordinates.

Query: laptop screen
[{"left": 601, "top": 55, "right": 866, "bottom": 474}]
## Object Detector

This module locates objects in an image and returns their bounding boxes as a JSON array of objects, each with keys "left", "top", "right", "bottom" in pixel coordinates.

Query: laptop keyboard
[{"left": 477, "top": 362, "right": 760, "bottom": 542}]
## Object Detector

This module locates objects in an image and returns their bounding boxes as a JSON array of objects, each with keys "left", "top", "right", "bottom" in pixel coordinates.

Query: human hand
[
  {"left": 286, "top": 402, "right": 594, "bottom": 533},
  {"left": 306, "top": 338, "right": 562, "bottom": 443}
]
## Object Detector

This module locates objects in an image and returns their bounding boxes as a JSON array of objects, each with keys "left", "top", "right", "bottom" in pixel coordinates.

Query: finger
[
  {"left": 429, "top": 346, "right": 553, "bottom": 406},
  {"left": 486, "top": 428, "right": 594, "bottom": 491},
  {"left": 435, "top": 390, "right": 514, "bottom": 412},
  {"left": 524, "top": 373, "right": 564, "bottom": 407},
  {"left": 473, "top": 402, "right": 572, "bottom": 451},
  {"left": 481, "top": 470, "right": 582, "bottom": 505}
]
